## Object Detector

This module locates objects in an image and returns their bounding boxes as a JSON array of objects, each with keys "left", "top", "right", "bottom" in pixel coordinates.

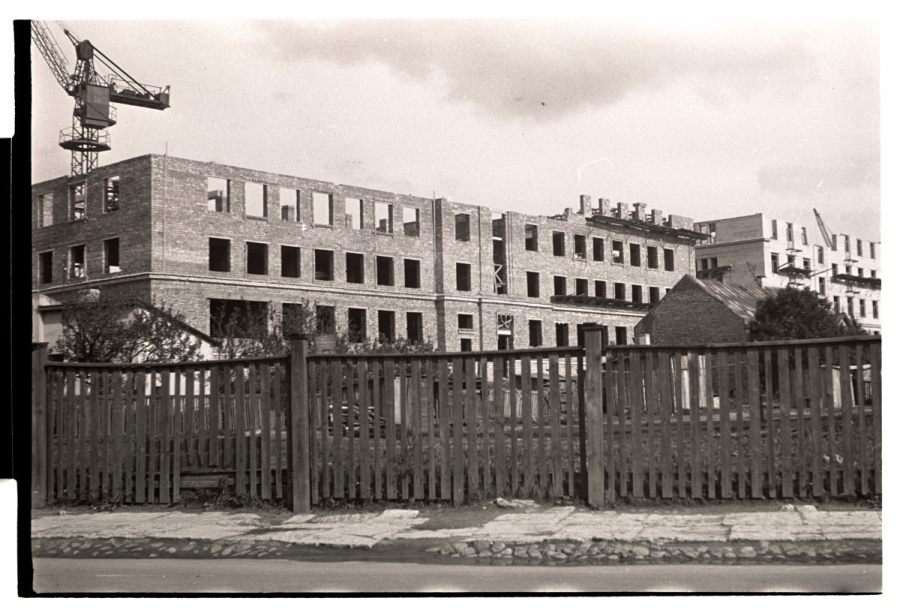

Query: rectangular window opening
[
  {"left": 612, "top": 240, "right": 624, "bottom": 264},
  {"left": 404, "top": 259, "right": 421, "bottom": 289},
  {"left": 345, "top": 197, "right": 363, "bottom": 229},
  {"left": 246, "top": 242, "right": 268, "bottom": 275},
  {"left": 649, "top": 286, "right": 660, "bottom": 304},
  {"left": 456, "top": 263, "right": 472, "bottom": 291},
  {"left": 632, "top": 284, "right": 642, "bottom": 303},
  {"left": 552, "top": 232, "right": 566, "bottom": 257},
  {"left": 406, "top": 312, "right": 423, "bottom": 343},
  {"left": 574, "top": 234, "right": 586, "bottom": 260},
  {"left": 376, "top": 256, "right": 394, "bottom": 286},
  {"left": 348, "top": 308, "right": 367, "bottom": 343},
  {"left": 375, "top": 202, "right": 393, "bottom": 234},
  {"left": 575, "top": 278, "right": 588, "bottom": 296},
  {"left": 455, "top": 214, "right": 470, "bottom": 242},
  {"left": 460, "top": 338, "right": 473, "bottom": 352},
  {"left": 39, "top": 251, "right": 53, "bottom": 284},
  {"left": 592, "top": 237, "right": 604, "bottom": 262},
  {"left": 615, "top": 326, "right": 628, "bottom": 345},
  {"left": 316, "top": 306, "right": 336, "bottom": 334},
  {"left": 614, "top": 282, "right": 626, "bottom": 301},
  {"left": 629, "top": 243, "right": 641, "bottom": 267},
  {"left": 280, "top": 188, "right": 299, "bottom": 221},
  {"left": 554, "top": 276, "right": 567, "bottom": 296},
  {"left": 104, "top": 238, "right": 120, "bottom": 273},
  {"left": 378, "top": 310, "right": 396, "bottom": 343},
  {"left": 314, "top": 249, "right": 334, "bottom": 281},
  {"left": 525, "top": 224, "right": 538, "bottom": 251},
  {"left": 555, "top": 323, "right": 569, "bottom": 347},
  {"left": 526, "top": 272, "right": 540, "bottom": 298},
  {"left": 69, "top": 183, "right": 86, "bottom": 220},
  {"left": 104, "top": 176, "right": 120, "bottom": 212},
  {"left": 313, "top": 192, "right": 333, "bottom": 226},
  {"left": 403, "top": 206, "right": 420, "bottom": 237},
  {"left": 39, "top": 193, "right": 54, "bottom": 227},
  {"left": 346, "top": 252, "right": 365, "bottom": 284},
  {"left": 458, "top": 314, "right": 474, "bottom": 330},
  {"left": 528, "top": 320, "right": 543, "bottom": 347},
  {"left": 209, "top": 238, "right": 231, "bottom": 272},
  {"left": 281, "top": 246, "right": 301, "bottom": 278},
  {"left": 647, "top": 246, "right": 659, "bottom": 269},
  {"left": 771, "top": 219, "right": 778, "bottom": 239},
  {"left": 244, "top": 182, "right": 267, "bottom": 218},
  {"left": 595, "top": 280, "right": 607, "bottom": 298},
  {"left": 207, "top": 178, "right": 230, "bottom": 212},
  {"left": 210, "top": 299, "right": 267, "bottom": 339},
  {"left": 663, "top": 248, "right": 675, "bottom": 271}
]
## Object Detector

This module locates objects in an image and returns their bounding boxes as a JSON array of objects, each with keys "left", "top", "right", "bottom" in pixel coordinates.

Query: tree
[
  {"left": 57, "top": 293, "right": 202, "bottom": 363},
  {"left": 748, "top": 287, "right": 862, "bottom": 341}
]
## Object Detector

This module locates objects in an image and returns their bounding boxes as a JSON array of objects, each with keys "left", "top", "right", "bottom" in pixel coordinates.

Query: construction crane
[
  {"left": 31, "top": 21, "right": 170, "bottom": 177},
  {"left": 813, "top": 208, "right": 834, "bottom": 251}
]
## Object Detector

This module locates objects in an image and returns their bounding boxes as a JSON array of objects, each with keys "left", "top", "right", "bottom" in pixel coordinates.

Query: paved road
[{"left": 31, "top": 559, "right": 881, "bottom": 593}]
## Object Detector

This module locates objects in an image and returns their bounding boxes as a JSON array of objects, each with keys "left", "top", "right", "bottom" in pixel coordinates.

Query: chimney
[
  {"left": 599, "top": 198, "right": 611, "bottom": 216},
  {"left": 651, "top": 209, "right": 664, "bottom": 225},
  {"left": 617, "top": 202, "right": 629, "bottom": 219},
  {"left": 633, "top": 202, "right": 648, "bottom": 221},
  {"left": 579, "top": 195, "right": 591, "bottom": 216}
]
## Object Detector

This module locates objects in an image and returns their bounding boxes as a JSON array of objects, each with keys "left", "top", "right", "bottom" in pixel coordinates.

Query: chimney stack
[
  {"left": 617, "top": 202, "right": 629, "bottom": 219},
  {"left": 579, "top": 195, "right": 591, "bottom": 216},
  {"left": 599, "top": 198, "right": 611, "bottom": 216},
  {"left": 633, "top": 202, "right": 648, "bottom": 221},
  {"left": 651, "top": 209, "right": 664, "bottom": 225}
]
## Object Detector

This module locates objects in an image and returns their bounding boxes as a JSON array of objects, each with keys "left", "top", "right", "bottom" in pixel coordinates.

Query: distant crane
[
  {"left": 31, "top": 21, "right": 170, "bottom": 177},
  {"left": 813, "top": 208, "right": 835, "bottom": 251}
]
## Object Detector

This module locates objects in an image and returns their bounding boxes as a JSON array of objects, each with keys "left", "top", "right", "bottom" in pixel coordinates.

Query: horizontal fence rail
[
  {"left": 41, "top": 355, "right": 289, "bottom": 505},
  {"left": 306, "top": 348, "right": 586, "bottom": 505},
  {"left": 600, "top": 338, "right": 881, "bottom": 503}
]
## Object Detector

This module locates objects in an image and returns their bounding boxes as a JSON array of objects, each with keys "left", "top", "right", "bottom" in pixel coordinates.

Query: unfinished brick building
[{"left": 32, "top": 154, "right": 705, "bottom": 354}]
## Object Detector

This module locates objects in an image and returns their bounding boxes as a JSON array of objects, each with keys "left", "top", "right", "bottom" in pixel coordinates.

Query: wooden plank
[
  {"left": 223, "top": 366, "right": 233, "bottom": 469},
  {"left": 373, "top": 360, "right": 383, "bottom": 501},
  {"left": 326, "top": 360, "right": 339, "bottom": 499},
  {"left": 535, "top": 354, "right": 547, "bottom": 497},
  {"left": 184, "top": 367, "right": 195, "bottom": 468},
  {"left": 425, "top": 359, "right": 436, "bottom": 499},
  {"left": 210, "top": 366, "right": 220, "bottom": 467},
  {"left": 658, "top": 352, "right": 673, "bottom": 499},
  {"left": 359, "top": 359, "right": 371, "bottom": 500},
  {"left": 171, "top": 371, "right": 181, "bottom": 503},
  {"left": 77, "top": 368, "right": 88, "bottom": 502},
  {"left": 764, "top": 349, "right": 776, "bottom": 499},
  {"left": 110, "top": 369, "right": 125, "bottom": 504},
  {"left": 564, "top": 354, "right": 576, "bottom": 499},
  {"left": 577, "top": 354, "right": 588, "bottom": 502},
  {"left": 234, "top": 366, "right": 246, "bottom": 496},
  {"left": 451, "top": 356, "right": 465, "bottom": 504},
  {"left": 838, "top": 345, "right": 854, "bottom": 495},
  {"left": 260, "top": 363, "right": 272, "bottom": 500},
  {"left": 688, "top": 351, "right": 701, "bottom": 499},
  {"left": 147, "top": 370, "right": 159, "bottom": 504},
  {"left": 793, "top": 348, "right": 808, "bottom": 498},
  {"left": 123, "top": 370, "right": 134, "bottom": 503},
  {"left": 777, "top": 348, "right": 794, "bottom": 498},
  {"left": 308, "top": 362, "right": 321, "bottom": 502},
  {"left": 198, "top": 367, "right": 207, "bottom": 468},
  {"left": 808, "top": 347, "right": 823, "bottom": 498},
  {"left": 133, "top": 370, "right": 147, "bottom": 504},
  {"left": 411, "top": 359, "right": 424, "bottom": 500},
  {"left": 673, "top": 355, "right": 686, "bottom": 499},
  {"left": 400, "top": 361, "right": 409, "bottom": 500},
  {"left": 498, "top": 355, "right": 508, "bottom": 497},
  {"left": 521, "top": 355, "right": 534, "bottom": 497},
  {"left": 823, "top": 346, "right": 837, "bottom": 496},
  {"left": 465, "top": 356, "right": 478, "bottom": 499},
  {"left": 89, "top": 370, "right": 100, "bottom": 502},
  {"left": 855, "top": 344, "right": 868, "bottom": 496},
  {"left": 549, "top": 353, "right": 564, "bottom": 498},
  {"left": 615, "top": 353, "right": 628, "bottom": 498},
  {"left": 248, "top": 365, "right": 259, "bottom": 498},
  {"left": 385, "top": 358, "right": 397, "bottom": 500},
  {"left": 645, "top": 352, "right": 658, "bottom": 499},
  {"left": 493, "top": 356, "right": 507, "bottom": 497},
  {"left": 486, "top": 356, "right": 492, "bottom": 498},
  {"left": 871, "top": 343, "right": 881, "bottom": 494},
  {"left": 47, "top": 371, "right": 58, "bottom": 503},
  {"left": 438, "top": 358, "right": 451, "bottom": 500},
  {"left": 747, "top": 348, "right": 763, "bottom": 499},
  {"left": 734, "top": 353, "right": 746, "bottom": 499},
  {"left": 718, "top": 350, "right": 732, "bottom": 499},
  {"left": 159, "top": 369, "right": 171, "bottom": 504},
  {"left": 335, "top": 361, "right": 348, "bottom": 499},
  {"left": 273, "top": 364, "right": 284, "bottom": 500},
  {"left": 630, "top": 350, "right": 644, "bottom": 499},
  {"left": 704, "top": 350, "right": 716, "bottom": 500}
]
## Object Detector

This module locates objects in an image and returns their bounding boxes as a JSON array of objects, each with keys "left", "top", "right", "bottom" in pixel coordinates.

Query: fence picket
[
  {"left": 261, "top": 363, "right": 272, "bottom": 500},
  {"left": 159, "top": 369, "right": 171, "bottom": 504},
  {"left": 564, "top": 354, "right": 576, "bottom": 498},
  {"left": 777, "top": 348, "right": 794, "bottom": 498},
  {"left": 549, "top": 353, "right": 564, "bottom": 498},
  {"left": 359, "top": 359, "right": 371, "bottom": 500},
  {"left": 615, "top": 353, "right": 628, "bottom": 497},
  {"left": 426, "top": 359, "right": 436, "bottom": 499},
  {"left": 823, "top": 347, "right": 837, "bottom": 495},
  {"left": 411, "top": 359, "right": 424, "bottom": 500},
  {"left": 148, "top": 370, "right": 159, "bottom": 504},
  {"left": 704, "top": 350, "right": 716, "bottom": 500},
  {"left": 808, "top": 347, "right": 823, "bottom": 498},
  {"left": 438, "top": 358, "right": 450, "bottom": 500},
  {"left": 718, "top": 350, "right": 731, "bottom": 499},
  {"left": 336, "top": 361, "right": 348, "bottom": 499},
  {"left": 134, "top": 370, "right": 147, "bottom": 504},
  {"left": 856, "top": 344, "right": 868, "bottom": 495},
  {"left": 734, "top": 353, "right": 746, "bottom": 500},
  {"left": 386, "top": 358, "right": 397, "bottom": 501},
  {"left": 658, "top": 353, "right": 673, "bottom": 499},
  {"left": 673, "top": 355, "right": 686, "bottom": 499},
  {"left": 198, "top": 367, "right": 207, "bottom": 468},
  {"left": 645, "top": 352, "right": 658, "bottom": 499},
  {"left": 373, "top": 360, "right": 383, "bottom": 501},
  {"left": 171, "top": 371, "right": 181, "bottom": 503},
  {"left": 688, "top": 352, "right": 701, "bottom": 499},
  {"left": 747, "top": 349, "right": 763, "bottom": 499},
  {"left": 89, "top": 370, "right": 100, "bottom": 502},
  {"left": 400, "top": 361, "right": 410, "bottom": 500},
  {"left": 505, "top": 354, "right": 516, "bottom": 497},
  {"left": 521, "top": 355, "right": 534, "bottom": 497},
  {"left": 184, "top": 367, "right": 195, "bottom": 468},
  {"left": 536, "top": 354, "right": 547, "bottom": 496},
  {"left": 764, "top": 349, "right": 776, "bottom": 499},
  {"left": 794, "top": 348, "right": 808, "bottom": 498},
  {"left": 839, "top": 345, "right": 854, "bottom": 495},
  {"left": 492, "top": 356, "right": 507, "bottom": 497},
  {"left": 630, "top": 350, "right": 644, "bottom": 499},
  {"left": 871, "top": 343, "right": 881, "bottom": 494},
  {"left": 310, "top": 362, "right": 322, "bottom": 502},
  {"left": 465, "top": 357, "right": 478, "bottom": 498},
  {"left": 234, "top": 366, "right": 247, "bottom": 496},
  {"left": 274, "top": 363, "right": 284, "bottom": 499}
]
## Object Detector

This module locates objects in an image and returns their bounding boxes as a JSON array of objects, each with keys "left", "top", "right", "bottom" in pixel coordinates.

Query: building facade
[
  {"left": 32, "top": 154, "right": 704, "bottom": 354},
  {"left": 693, "top": 214, "right": 880, "bottom": 334}
]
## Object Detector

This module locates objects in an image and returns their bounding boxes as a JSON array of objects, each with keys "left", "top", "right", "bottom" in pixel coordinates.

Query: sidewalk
[{"left": 32, "top": 504, "right": 881, "bottom": 565}]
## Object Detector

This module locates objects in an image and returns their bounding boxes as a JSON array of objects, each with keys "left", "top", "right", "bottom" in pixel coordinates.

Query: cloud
[
  {"left": 757, "top": 153, "right": 880, "bottom": 195},
  {"left": 253, "top": 19, "right": 821, "bottom": 122}
]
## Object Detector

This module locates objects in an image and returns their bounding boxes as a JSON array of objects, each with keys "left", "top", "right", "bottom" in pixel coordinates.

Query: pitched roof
[{"left": 682, "top": 275, "right": 778, "bottom": 322}]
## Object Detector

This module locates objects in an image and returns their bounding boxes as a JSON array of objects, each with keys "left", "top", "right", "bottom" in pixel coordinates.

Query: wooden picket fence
[
  {"left": 599, "top": 336, "right": 882, "bottom": 502},
  {"left": 306, "top": 348, "right": 585, "bottom": 505},
  {"left": 35, "top": 356, "right": 290, "bottom": 505}
]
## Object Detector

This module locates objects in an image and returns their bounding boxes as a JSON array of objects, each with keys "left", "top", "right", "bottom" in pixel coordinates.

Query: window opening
[
  {"left": 615, "top": 326, "right": 628, "bottom": 345},
  {"left": 280, "top": 188, "right": 299, "bottom": 221},
  {"left": 314, "top": 249, "right": 334, "bottom": 281},
  {"left": 406, "top": 312, "right": 423, "bottom": 343},
  {"left": 575, "top": 278, "right": 588, "bottom": 296},
  {"left": 632, "top": 284, "right": 642, "bottom": 303},
  {"left": 458, "top": 314, "right": 474, "bottom": 330},
  {"left": 649, "top": 286, "right": 660, "bottom": 304},
  {"left": 207, "top": 178, "right": 230, "bottom": 212},
  {"left": 39, "top": 193, "right": 54, "bottom": 227},
  {"left": 346, "top": 252, "right": 365, "bottom": 284},
  {"left": 456, "top": 263, "right": 472, "bottom": 291},
  {"left": 526, "top": 272, "right": 540, "bottom": 298},
  {"left": 348, "top": 308, "right": 367, "bottom": 343},
  {"left": 593, "top": 237, "right": 604, "bottom": 262},
  {"left": 525, "top": 224, "right": 538, "bottom": 251},
  {"left": 39, "top": 252, "right": 53, "bottom": 284},
  {"left": 614, "top": 282, "right": 626, "bottom": 300},
  {"left": 552, "top": 232, "right": 566, "bottom": 256},
  {"left": 246, "top": 242, "right": 268, "bottom": 275},
  {"left": 647, "top": 246, "right": 659, "bottom": 269},
  {"left": 612, "top": 241, "right": 624, "bottom": 263},
  {"left": 376, "top": 256, "right": 395, "bottom": 286},
  {"left": 104, "top": 238, "right": 120, "bottom": 273},
  {"left": 404, "top": 259, "right": 421, "bottom": 289},
  {"left": 574, "top": 234, "right": 586, "bottom": 260},
  {"left": 313, "top": 192, "right": 333, "bottom": 226},
  {"left": 244, "top": 182, "right": 267, "bottom": 217},
  {"left": 70, "top": 183, "right": 86, "bottom": 220},
  {"left": 554, "top": 276, "right": 567, "bottom": 296},
  {"left": 209, "top": 299, "right": 267, "bottom": 338},
  {"left": 209, "top": 238, "right": 231, "bottom": 272},
  {"left": 528, "top": 320, "right": 543, "bottom": 347},
  {"left": 629, "top": 243, "right": 641, "bottom": 267},
  {"left": 455, "top": 214, "right": 470, "bottom": 241},
  {"left": 104, "top": 176, "right": 120, "bottom": 212},
  {"left": 281, "top": 246, "right": 301, "bottom": 278},
  {"left": 345, "top": 197, "right": 363, "bottom": 229},
  {"left": 595, "top": 280, "right": 607, "bottom": 298},
  {"left": 377, "top": 310, "right": 396, "bottom": 342},
  {"left": 403, "top": 206, "right": 420, "bottom": 237},
  {"left": 460, "top": 338, "right": 473, "bottom": 352},
  {"left": 375, "top": 202, "right": 393, "bottom": 234},
  {"left": 316, "top": 306, "right": 336, "bottom": 334},
  {"left": 497, "top": 314, "right": 513, "bottom": 350},
  {"left": 663, "top": 248, "right": 675, "bottom": 271},
  {"left": 771, "top": 220, "right": 778, "bottom": 239},
  {"left": 555, "top": 323, "right": 569, "bottom": 347}
]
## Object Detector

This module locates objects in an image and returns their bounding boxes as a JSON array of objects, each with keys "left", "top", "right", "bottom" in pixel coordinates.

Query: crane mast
[
  {"left": 813, "top": 208, "right": 835, "bottom": 251},
  {"left": 31, "top": 21, "right": 170, "bottom": 177}
]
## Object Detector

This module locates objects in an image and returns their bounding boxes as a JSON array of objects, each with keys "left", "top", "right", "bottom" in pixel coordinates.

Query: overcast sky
[{"left": 31, "top": 19, "right": 880, "bottom": 242}]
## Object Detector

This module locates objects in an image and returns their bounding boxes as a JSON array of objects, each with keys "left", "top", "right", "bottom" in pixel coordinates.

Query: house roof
[{"left": 681, "top": 275, "right": 778, "bottom": 322}]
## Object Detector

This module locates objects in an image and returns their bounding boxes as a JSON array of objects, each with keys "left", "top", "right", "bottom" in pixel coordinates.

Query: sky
[{"left": 30, "top": 18, "right": 881, "bottom": 242}]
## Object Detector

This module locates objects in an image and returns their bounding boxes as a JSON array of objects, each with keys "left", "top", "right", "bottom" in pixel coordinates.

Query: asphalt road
[{"left": 31, "top": 559, "right": 881, "bottom": 594}]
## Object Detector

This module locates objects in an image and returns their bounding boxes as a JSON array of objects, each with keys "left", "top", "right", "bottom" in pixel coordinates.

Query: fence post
[
  {"left": 32, "top": 343, "right": 49, "bottom": 508},
  {"left": 582, "top": 324, "right": 605, "bottom": 507},
  {"left": 287, "top": 334, "right": 311, "bottom": 513}
]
